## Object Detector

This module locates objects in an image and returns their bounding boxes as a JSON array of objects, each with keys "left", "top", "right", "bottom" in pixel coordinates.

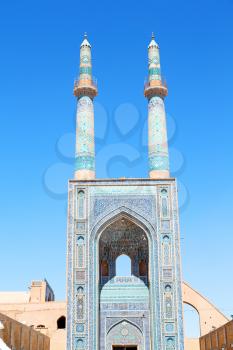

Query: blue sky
[{"left": 0, "top": 0, "right": 233, "bottom": 337}]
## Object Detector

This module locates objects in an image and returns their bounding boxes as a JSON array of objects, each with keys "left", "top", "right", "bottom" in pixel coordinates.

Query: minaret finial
[
  {"left": 148, "top": 32, "right": 159, "bottom": 49},
  {"left": 80, "top": 33, "right": 91, "bottom": 48}
]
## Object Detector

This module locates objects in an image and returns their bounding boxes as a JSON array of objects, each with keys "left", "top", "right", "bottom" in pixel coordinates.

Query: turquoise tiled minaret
[
  {"left": 144, "top": 34, "right": 170, "bottom": 179},
  {"left": 73, "top": 34, "right": 97, "bottom": 180}
]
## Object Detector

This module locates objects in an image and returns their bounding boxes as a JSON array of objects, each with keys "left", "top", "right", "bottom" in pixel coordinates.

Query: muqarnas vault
[{"left": 66, "top": 34, "right": 184, "bottom": 350}]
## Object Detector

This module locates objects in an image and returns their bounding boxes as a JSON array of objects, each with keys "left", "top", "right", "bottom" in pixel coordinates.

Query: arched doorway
[
  {"left": 107, "top": 321, "right": 143, "bottom": 350},
  {"left": 98, "top": 215, "right": 150, "bottom": 350},
  {"left": 99, "top": 216, "right": 149, "bottom": 285}
]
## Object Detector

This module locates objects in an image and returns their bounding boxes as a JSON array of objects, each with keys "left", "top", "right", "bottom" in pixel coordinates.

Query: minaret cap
[
  {"left": 80, "top": 32, "right": 91, "bottom": 48},
  {"left": 148, "top": 32, "right": 159, "bottom": 48}
]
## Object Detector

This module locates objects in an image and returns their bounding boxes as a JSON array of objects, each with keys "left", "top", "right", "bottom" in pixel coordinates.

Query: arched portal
[
  {"left": 97, "top": 214, "right": 151, "bottom": 350},
  {"left": 99, "top": 216, "right": 149, "bottom": 285},
  {"left": 107, "top": 320, "right": 143, "bottom": 350}
]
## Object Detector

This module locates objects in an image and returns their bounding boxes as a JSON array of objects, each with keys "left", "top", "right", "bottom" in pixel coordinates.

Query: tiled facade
[
  {"left": 67, "top": 179, "right": 184, "bottom": 350},
  {"left": 67, "top": 34, "right": 184, "bottom": 350}
]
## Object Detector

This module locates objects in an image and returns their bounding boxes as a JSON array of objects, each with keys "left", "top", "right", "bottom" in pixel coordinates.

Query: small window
[{"left": 57, "top": 316, "right": 66, "bottom": 329}]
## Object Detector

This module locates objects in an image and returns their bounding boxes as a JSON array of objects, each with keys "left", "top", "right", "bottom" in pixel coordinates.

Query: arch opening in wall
[
  {"left": 116, "top": 254, "right": 132, "bottom": 276},
  {"left": 57, "top": 316, "right": 66, "bottom": 329},
  {"left": 98, "top": 215, "right": 149, "bottom": 286},
  {"left": 95, "top": 210, "right": 156, "bottom": 350},
  {"left": 183, "top": 302, "right": 200, "bottom": 338}
]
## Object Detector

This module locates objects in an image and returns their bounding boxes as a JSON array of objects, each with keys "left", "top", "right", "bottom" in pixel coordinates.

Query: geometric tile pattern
[{"left": 67, "top": 179, "right": 184, "bottom": 350}]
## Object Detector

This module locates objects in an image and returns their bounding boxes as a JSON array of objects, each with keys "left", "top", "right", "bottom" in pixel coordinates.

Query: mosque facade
[{"left": 67, "top": 34, "right": 184, "bottom": 350}]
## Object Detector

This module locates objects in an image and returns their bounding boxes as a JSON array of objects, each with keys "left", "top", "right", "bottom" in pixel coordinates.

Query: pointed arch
[
  {"left": 91, "top": 206, "right": 156, "bottom": 244},
  {"left": 107, "top": 318, "right": 143, "bottom": 335},
  {"left": 89, "top": 205, "right": 160, "bottom": 350}
]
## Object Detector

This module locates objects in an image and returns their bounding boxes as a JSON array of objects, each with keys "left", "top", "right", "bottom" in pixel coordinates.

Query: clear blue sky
[{"left": 0, "top": 0, "right": 233, "bottom": 337}]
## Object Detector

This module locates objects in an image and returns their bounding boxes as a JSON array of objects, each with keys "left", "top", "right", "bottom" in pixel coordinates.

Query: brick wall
[
  {"left": 0, "top": 312, "right": 50, "bottom": 350},
  {"left": 200, "top": 320, "right": 233, "bottom": 350}
]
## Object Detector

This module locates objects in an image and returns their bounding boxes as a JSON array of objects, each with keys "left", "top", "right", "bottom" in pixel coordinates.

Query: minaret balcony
[
  {"left": 144, "top": 78, "right": 168, "bottom": 99},
  {"left": 74, "top": 76, "right": 98, "bottom": 98}
]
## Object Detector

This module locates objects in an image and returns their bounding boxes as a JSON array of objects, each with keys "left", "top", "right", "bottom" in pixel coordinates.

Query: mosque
[{"left": 0, "top": 35, "right": 231, "bottom": 350}]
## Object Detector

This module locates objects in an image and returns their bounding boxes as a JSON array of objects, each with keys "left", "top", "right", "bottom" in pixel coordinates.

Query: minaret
[
  {"left": 144, "top": 33, "right": 170, "bottom": 179},
  {"left": 73, "top": 34, "right": 97, "bottom": 180}
]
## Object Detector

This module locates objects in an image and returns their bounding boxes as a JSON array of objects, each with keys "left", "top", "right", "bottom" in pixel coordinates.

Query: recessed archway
[
  {"left": 97, "top": 213, "right": 151, "bottom": 350},
  {"left": 90, "top": 208, "right": 159, "bottom": 350},
  {"left": 99, "top": 216, "right": 149, "bottom": 284}
]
